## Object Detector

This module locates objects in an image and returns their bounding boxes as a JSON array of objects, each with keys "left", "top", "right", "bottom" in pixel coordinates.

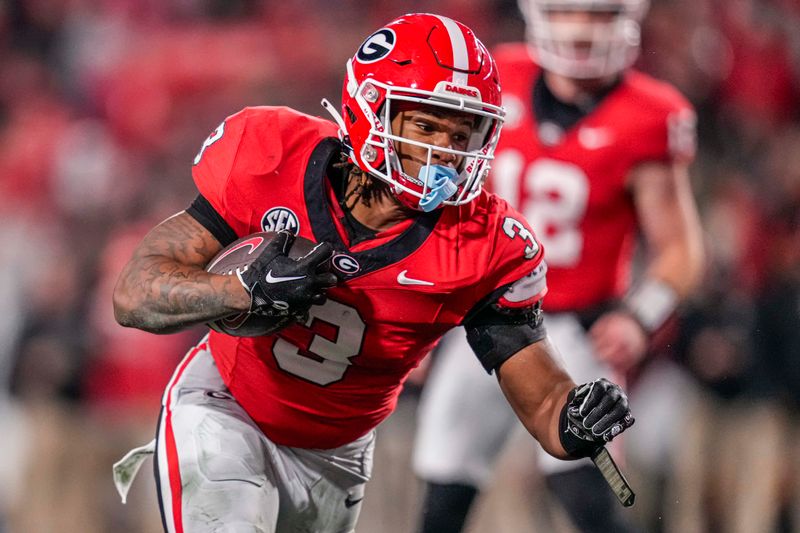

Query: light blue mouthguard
[{"left": 417, "top": 165, "right": 459, "bottom": 212}]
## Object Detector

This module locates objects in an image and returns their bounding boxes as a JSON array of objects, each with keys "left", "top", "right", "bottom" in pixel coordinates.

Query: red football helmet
[
  {"left": 518, "top": 0, "right": 648, "bottom": 79},
  {"left": 322, "top": 13, "right": 505, "bottom": 211}
]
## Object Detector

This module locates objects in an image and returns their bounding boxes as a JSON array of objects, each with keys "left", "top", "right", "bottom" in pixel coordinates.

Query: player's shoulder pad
[
  {"left": 191, "top": 106, "right": 339, "bottom": 218},
  {"left": 196, "top": 106, "right": 339, "bottom": 173},
  {"left": 235, "top": 106, "right": 340, "bottom": 175},
  {"left": 623, "top": 71, "right": 697, "bottom": 162},
  {"left": 462, "top": 191, "right": 545, "bottom": 295},
  {"left": 623, "top": 70, "right": 694, "bottom": 115},
  {"left": 486, "top": 192, "right": 543, "bottom": 262},
  {"left": 462, "top": 190, "right": 543, "bottom": 260}
]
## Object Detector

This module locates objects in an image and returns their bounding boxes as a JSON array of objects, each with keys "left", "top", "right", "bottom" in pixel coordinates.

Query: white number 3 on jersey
[
  {"left": 193, "top": 122, "right": 225, "bottom": 165},
  {"left": 503, "top": 217, "right": 539, "bottom": 259},
  {"left": 273, "top": 300, "right": 366, "bottom": 385}
]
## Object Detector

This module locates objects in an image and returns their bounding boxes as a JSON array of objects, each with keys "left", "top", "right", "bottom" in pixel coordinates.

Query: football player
[
  {"left": 111, "top": 13, "right": 634, "bottom": 533},
  {"left": 413, "top": 1, "right": 705, "bottom": 532}
]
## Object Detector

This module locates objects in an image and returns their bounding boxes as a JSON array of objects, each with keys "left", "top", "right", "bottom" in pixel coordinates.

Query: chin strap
[
  {"left": 321, "top": 98, "right": 357, "bottom": 165},
  {"left": 321, "top": 98, "right": 347, "bottom": 135}
]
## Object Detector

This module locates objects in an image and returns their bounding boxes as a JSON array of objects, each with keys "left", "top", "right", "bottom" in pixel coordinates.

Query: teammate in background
[
  {"left": 413, "top": 2, "right": 704, "bottom": 532},
  {"left": 111, "top": 14, "right": 634, "bottom": 533}
]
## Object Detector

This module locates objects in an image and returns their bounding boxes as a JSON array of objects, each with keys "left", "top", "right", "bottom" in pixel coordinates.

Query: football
[{"left": 205, "top": 231, "right": 319, "bottom": 336}]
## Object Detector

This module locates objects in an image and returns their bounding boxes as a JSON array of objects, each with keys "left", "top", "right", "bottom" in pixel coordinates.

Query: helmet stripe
[{"left": 435, "top": 15, "right": 469, "bottom": 85}]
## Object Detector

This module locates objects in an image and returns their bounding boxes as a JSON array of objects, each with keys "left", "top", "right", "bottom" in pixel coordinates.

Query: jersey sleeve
[
  {"left": 459, "top": 197, "right": 549, "bottom": 373},
  {"left": 190, "top": 106, "right": 330, "bottom": 235},
  {"left": 665, "top": 104, "right": 697, "bottom": 165},
  {"left": 480, "top": 196, "right": 548, "bottom": 309},
  {"left": 191, "top": 109, "right": 249, "bottom": 222},
  {"left": 631, "top": 79, "right": 698, "bottom": 167}
]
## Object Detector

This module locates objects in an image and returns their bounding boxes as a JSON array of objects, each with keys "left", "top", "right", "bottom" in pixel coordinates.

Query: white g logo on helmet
[{"left": 356, "top": 29, "right": 396, "bottom": 64}]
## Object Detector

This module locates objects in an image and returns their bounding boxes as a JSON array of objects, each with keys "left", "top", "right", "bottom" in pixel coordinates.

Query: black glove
[
  {"left": 558, "top": 378, "right": 635, "bottom": 458},
  {"left": 236, "top": 231, "right": 338, "bottom": 322}
]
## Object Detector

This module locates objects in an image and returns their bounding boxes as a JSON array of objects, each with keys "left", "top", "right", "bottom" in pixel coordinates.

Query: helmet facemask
[
  {"left": 519, "top": 0, "right": 648, "bottom": 79},
  {"left": 344, "top": 60, "right": 504, "bottom": 211}
]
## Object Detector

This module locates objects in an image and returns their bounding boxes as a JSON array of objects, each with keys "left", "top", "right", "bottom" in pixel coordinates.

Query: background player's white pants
[
  {"left": 413, "top": 313, "right": 611, "bottom": 488},
  {"left": 155, "top": 338, "right": 375, "bottom": 533}
]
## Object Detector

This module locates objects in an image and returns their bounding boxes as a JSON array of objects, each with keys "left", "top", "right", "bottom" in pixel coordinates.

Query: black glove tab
[
  {"left": 236, "top": 231, "right": 338, "bottom": 322},
  {"left": 559, "top": 378, "right": 635, "bottom": 458}
]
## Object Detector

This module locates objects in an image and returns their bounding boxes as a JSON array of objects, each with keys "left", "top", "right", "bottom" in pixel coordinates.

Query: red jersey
[
  {"left": 490, "top": 44, "right": 696, "bottom": 312},
  {"left": 191, "top": 106, "right": 545, "bottom": 448}
]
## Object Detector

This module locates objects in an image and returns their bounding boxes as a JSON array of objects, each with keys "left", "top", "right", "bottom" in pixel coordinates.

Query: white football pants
[
  {"left": 150, "top": 337, "right": 375, "bottom": 533},
  {"left": 413, "top": 313, "right": 611, "bottom": 487}
]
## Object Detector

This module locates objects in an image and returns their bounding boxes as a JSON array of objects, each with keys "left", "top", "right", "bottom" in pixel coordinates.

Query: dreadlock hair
[{"left": 333, "top": 150, "right": 393, "bottom": 210}]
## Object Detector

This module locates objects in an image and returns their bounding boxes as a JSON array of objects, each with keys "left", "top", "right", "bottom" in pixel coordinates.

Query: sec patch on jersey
[{"left": 205, "top": 231, "right": 318, "bottom": 336}]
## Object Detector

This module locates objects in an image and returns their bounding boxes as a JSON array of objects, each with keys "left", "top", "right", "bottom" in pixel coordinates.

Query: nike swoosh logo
[
  {"left": 344, "top": 496, "right": 363, "bottom": 508},
  {"left": 265, "top": 271, "right": 306, "bottom": 283},
  {"left": 578, "top": 127, "right": 614, "bottom": 150},
  {"left": 397, "top": 270, "right": 434, "bottom": 286}
]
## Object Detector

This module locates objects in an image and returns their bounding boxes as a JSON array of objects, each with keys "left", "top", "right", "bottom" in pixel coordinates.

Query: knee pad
[{"left": 191, "top": 410, "right": 268, "bottom": 487}]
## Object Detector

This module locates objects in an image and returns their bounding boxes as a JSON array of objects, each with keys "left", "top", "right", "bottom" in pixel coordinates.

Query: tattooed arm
[{"left": 113, "top": 211, "right": 251, "bottom": 334}]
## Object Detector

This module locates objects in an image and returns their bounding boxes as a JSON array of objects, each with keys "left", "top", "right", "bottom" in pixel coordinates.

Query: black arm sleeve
[
  {"left": 462, "top": 286, "right": 547, "bottom": 375},
  {"left": 185, "top": 194, "right": 238, "bottom": 247}
]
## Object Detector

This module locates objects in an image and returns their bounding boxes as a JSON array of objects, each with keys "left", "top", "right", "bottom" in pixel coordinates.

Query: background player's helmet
[
  {"left": 334, "top": 13, "right": 505, "bottom": 211},
  {"left": 518, "top": 0, "right": 648, "bottom": 79}
]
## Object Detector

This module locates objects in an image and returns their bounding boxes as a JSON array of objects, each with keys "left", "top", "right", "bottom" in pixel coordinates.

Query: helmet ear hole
[{"left": 345, "top": 106, "right": 357, "bottom": 124}]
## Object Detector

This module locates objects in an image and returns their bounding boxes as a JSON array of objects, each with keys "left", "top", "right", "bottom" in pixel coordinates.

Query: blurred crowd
[{"left": 0, "top": 0, "right": 798, "bottom": 532}]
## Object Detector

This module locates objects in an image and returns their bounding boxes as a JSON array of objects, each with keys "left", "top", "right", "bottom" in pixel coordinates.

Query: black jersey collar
[
  {"left": 304, "top": 138, "right": 442, "bottom": 280},
  {"left": 532, "top": 72, "right": 621, "bottom": 132}
]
